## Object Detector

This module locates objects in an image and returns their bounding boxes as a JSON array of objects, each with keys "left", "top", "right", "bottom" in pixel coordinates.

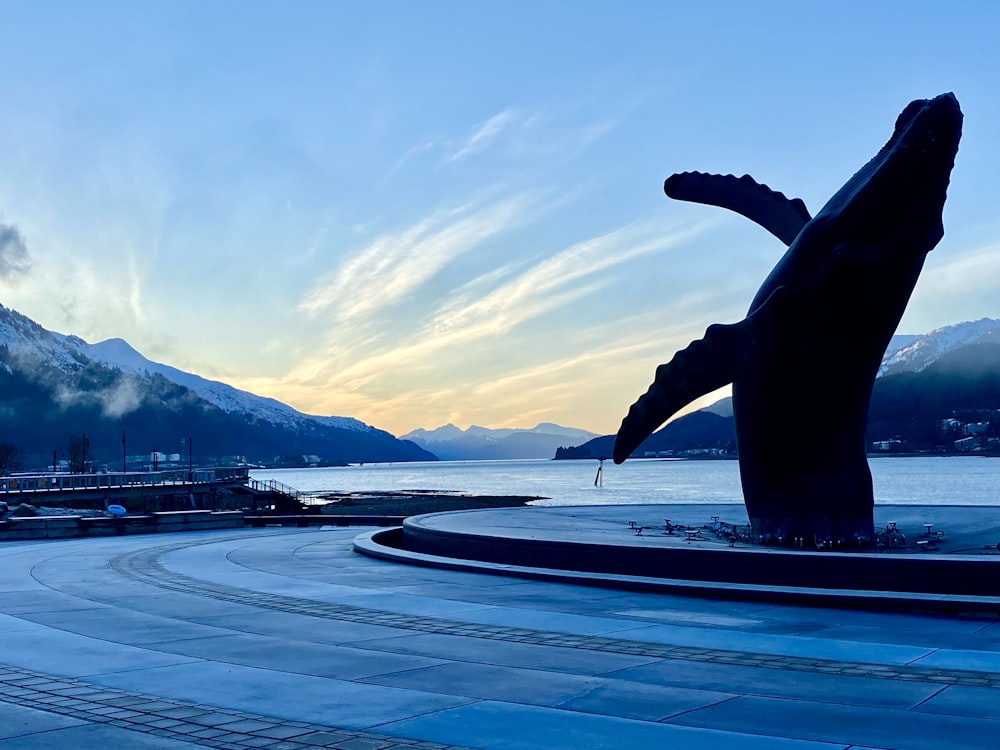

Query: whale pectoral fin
[
  {"left": 612, "top": 324, "right": 748, "bottom": 464},
  {"left": 665, "top": 172, "right": 812, "bottom": 246},
  {"left": 613, "top": 287, "right": 789, "bottom": 464}
]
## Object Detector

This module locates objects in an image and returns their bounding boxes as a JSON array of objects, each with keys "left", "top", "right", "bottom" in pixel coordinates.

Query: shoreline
[{"left": 309, "top": 490, "right": 541, "bottom": 516}]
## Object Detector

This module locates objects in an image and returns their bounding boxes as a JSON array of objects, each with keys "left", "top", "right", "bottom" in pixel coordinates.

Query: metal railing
[
  {"left": 1, "top": 467, "right": 252, "bottom": 495},
  {"left": 245, "top": 478, "right": 301, "bottom": 501}
]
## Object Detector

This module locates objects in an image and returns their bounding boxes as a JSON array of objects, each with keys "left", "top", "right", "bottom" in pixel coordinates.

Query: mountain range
[
  {"left": 401, "top": 423, "right": 599, "bottom": 461},
  {"left": 0, "top": 303, "right": 435, "bottom": 469},
  {"left": 556, "top": 318, "right": 1000, "bottom": 459},
  {"left": 3, "top": 301, "right": 997, "bottom": 470}
]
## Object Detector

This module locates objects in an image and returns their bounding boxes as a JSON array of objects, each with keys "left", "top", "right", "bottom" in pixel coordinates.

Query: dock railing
[
  {"left": 246, "top": 478, "right": 301, "bottom": 502},
  {"left": 1, "top": 467, "right": 252, "bottom": 496}
]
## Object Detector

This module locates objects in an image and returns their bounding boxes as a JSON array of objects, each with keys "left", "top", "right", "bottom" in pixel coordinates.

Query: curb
[{"left": 353, "top": 527, "right": 1000, "bottom": 617}]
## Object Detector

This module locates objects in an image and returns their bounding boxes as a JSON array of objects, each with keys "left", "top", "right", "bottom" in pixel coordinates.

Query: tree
[
  {"left": 67, "top": 434, "right": 90, "bottom": 474},
  {"left": 0, "top": 442, "right": 21, "bottom": 475}
]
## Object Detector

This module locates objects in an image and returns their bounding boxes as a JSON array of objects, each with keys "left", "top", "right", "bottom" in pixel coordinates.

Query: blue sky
[{"left": 1, "top": 1, "right": 998, "bottom": 435}]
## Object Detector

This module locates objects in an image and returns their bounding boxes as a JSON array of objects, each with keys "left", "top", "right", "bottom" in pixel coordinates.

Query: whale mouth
[
  {"left": 889, "top": 93, "right": 963, "bottom": 165},
  {"left": 873, "top": 94, "right": 960, "bottom": 162},
  {"left": 817, "top": 93, "right": 962, "bottom": 236}
]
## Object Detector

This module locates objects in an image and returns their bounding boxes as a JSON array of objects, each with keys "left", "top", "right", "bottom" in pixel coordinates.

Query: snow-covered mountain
[
  {"left": 0, "top": 303, "right": 435, "bottom": 466},
  {"left": 402, "top": 422, "right": 599, "bottom": 460},
  {"left": 690, "top": 320, "right": 1000, "bottom": 417},
  {"left": 0, "top": 304, "right": 369, "bottom": 434},
  {"left": 78, "top": 337, "right": 370, "bottom": 434},
  {"left": 879, "top": 318, "right": 1000, "bottom": 377},
  {"left": 405, "top": 422, "right": 597, "bottom": 443}
]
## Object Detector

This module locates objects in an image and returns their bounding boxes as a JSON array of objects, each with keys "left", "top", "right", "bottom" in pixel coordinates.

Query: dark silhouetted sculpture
[{"left": 614, "top": 93, "right": 963, "bottom": 545}]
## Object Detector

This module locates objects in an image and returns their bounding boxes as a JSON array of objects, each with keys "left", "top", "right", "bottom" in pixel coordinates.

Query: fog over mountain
[{"left": 0, "top": 303, "right": 435, "bottom": 468}]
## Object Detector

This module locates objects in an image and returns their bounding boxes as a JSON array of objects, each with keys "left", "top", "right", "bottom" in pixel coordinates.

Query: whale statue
[{"left": 614, "top": 93, "right": 963, "bottom": 545}]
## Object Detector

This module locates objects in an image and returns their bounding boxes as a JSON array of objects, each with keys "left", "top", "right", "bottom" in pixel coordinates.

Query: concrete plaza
[{"left": 1, "top": 521, "right": 999, "bottom": 749}]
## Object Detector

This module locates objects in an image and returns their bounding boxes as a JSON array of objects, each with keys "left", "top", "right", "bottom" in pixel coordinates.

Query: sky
[{"left": 1, "top": 1, "right": 999, "bottom": 437}]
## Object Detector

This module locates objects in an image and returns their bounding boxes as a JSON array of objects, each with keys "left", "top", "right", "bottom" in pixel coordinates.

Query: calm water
[{"left": 251, "top": 456, "right": 1000, "bottom": 507}]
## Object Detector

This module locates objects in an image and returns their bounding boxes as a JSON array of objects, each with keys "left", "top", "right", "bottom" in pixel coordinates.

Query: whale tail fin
[
  {"left": 613, "top": 287, "right": 788, "bottom": 464},
  {"left": 665, "top": 172, "right": 811, "bottom": 246}
]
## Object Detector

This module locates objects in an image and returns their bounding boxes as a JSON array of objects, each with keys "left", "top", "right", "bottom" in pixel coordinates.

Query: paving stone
[
  {"left": 100, "top": 696, "right": 153, "bottom": 707},
  {"left": 83, "top": 704, "right": 123, "bottom": 716},
  {"left": 155, "top": 706, "right": 213, "bottom": 720},
  {"left": 44, "top": 696, "right": 84, "bottom": 706},
  {"left": 298, "top": 731, "right": 359, "bottom": 746},
  {"left": 252, "top": 725, "right": 315, "bottom": 740},
  {"left": 130, "top": 700, "right": 185, "bottom": 712},
  {"left": 169, "top": 722, "right": 208, "bottom": 735},
  {"left": 0, "top": 688, "right": 35, "bottom": 697},
  {"left": 216, "top": 719, "right": 281, "bottom": 733},
  {"left": 132, "top": 712, "right": 181, "bottom": 725},
  {"left": 106, "top": 708, "right": 146, "bottom": 719},
  {"left": 147, "top": 718, "right": 190, "bottom": 729},
  {"left": 191, "top": 726, "right": 232, "bottom": 739},
  {"left": 238, "top": 737, "right": 279, "bottom": 748},
  {"left": 216, "top": 732, "right": 260, "bottom": 743},
  {"left": 329, "top": 738, "right": 397, "bottom": 750},
  {"left": 191, "top": 712, "right": 250, "bottom": 727},
  {"left": 48, "top": 686, "right": 96, "bottom": 696}
]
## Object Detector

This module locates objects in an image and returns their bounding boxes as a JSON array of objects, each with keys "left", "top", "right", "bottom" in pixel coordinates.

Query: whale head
[{"left": 815, "top": 93, "right": 962, "bottom": 248}]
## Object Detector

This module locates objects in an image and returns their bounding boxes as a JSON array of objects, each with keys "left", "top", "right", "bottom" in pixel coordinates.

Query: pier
[{"left": 0, "top": 467, "right": 299, "bottom": 511}]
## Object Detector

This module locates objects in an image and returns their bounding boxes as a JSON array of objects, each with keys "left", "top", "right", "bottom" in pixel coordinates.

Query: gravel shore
[{"left": 310, "top": 490, "right": 541, "bottom": 517}]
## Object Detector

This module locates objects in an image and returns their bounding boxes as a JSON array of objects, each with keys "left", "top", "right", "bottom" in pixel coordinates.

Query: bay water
[{"left": 251, "top": 456, "right": 1000, "bottom": 507}]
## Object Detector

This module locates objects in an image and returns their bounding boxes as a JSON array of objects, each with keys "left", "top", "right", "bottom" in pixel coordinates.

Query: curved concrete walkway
[{"left": 1, "top": 527, "right": 999, "bottom": 749}]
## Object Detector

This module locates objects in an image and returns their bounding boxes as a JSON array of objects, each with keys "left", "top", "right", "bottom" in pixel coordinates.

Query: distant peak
[
  {"left": 699, "top": 397, "right": 734, "bottom": 417},
  {"left": 98, "top": 336, "right": 134, "bottom": 347},
  {"left": 93, "top": 337, "right": 141, "bottom": 355},
  {"left": 879, "top": 318, "right": 1000, "bottom": 377}
]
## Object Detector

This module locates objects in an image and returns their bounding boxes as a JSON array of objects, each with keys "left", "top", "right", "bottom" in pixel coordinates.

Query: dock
[{"left": 0, "top": 467, "right": 300, "bottom": 512}]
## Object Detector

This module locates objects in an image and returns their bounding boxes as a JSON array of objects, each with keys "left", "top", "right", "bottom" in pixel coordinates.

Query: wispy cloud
[
  {"left": 0, "top": 222, "right": 31, "bottom": 280},
  {"left": 387, "top": 140, "right": 438, "bottom": 178},
  {"left": 299, "top": 193, "right": 531, "bottom": 323},
  {"left": 288, "top": 218, "right": 715, "bottom": 396},
  {"left": 254, "top": 302, "right": 727, "bottom": 433},
  {"left": 424, "top": 219, "right": 713, "bottom": 344},
  {"left": 448, "top": 108, "right": 519, "bottom": 161},
  {"left": 389, "top": 101, "right": 619, "bottom": 178},
  {"left": 920, "top": 244, "right": 1000, "bottom": 294},
  {"left": 52, "top": 243, "right": 150, "bottom": 339},
  {"left": 904, "top": 243, "right": 1000, "bottom": 330}
]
